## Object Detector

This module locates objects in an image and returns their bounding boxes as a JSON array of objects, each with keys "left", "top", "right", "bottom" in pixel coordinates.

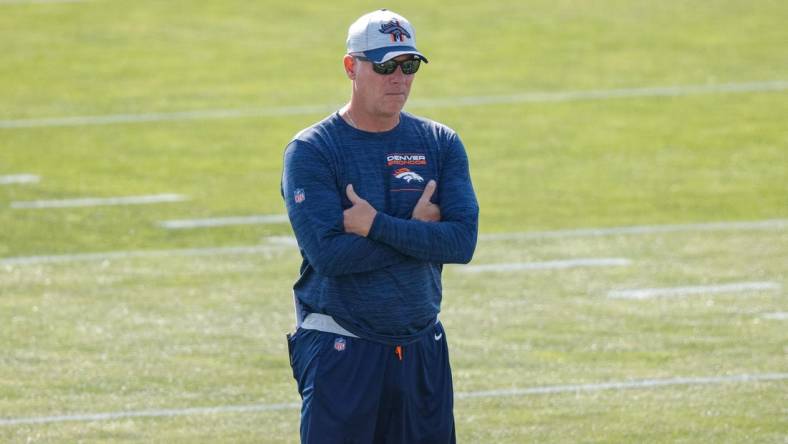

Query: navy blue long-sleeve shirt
[{"left": 281, "top": 111, "right": 479, "bottom": 342}]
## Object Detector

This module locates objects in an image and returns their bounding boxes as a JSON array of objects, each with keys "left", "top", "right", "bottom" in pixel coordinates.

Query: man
[{"left": 281, "top": 9, "right": 478, "bottom": 444}]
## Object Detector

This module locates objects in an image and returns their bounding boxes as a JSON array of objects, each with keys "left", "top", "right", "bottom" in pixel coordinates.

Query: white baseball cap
[{"left": 346, "top": 9, "right": 428, "bottom": 64}]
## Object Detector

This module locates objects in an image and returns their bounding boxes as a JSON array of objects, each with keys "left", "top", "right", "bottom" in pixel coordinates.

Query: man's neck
[{"left": 341, "top": 104, "right": 400, "bottom": 133}]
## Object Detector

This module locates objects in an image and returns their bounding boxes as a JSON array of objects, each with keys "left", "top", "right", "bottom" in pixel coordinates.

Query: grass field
[{"left": 1, "top": 0, "right": 786, "bottom": 442}]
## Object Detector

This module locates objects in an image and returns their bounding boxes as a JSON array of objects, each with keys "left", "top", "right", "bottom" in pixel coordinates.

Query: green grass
[
  {"left": 2, "top": 230, "right": 786, "bottom": 442},
  {"left": 1, "top": 0, "right": 786, "bottom": 442}
]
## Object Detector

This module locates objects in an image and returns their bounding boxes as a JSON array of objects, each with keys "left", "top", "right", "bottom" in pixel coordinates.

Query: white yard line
[
  {"left": 479, "top": 219, "right": 788, "bottom": 241},
  {"left": 460, "top": 258, "right": 630, "bottom": 273},
  {"left": 237, "top": 218, "right": 788, "bottom": 244},
  {"left": 1, "top": 372, "right": 784, "bottom": 426},
  {"left": 608, "top": 282, "right": 782, "bottom": 300},
  {"left": 410, "top": 80, "right": 788, "bottom": 108},
  {"left": 1, "top": 80, "right": 785, "bottom": 129},
  {"left": 761, "top": 312, "right": 788, "bottom": 320},
  {"left": 160, "top": 214, "right": 289, "bottom": 229},
  {"left": 266, "top": 235, "right": 299, "bottom": 246},
  {"left": 11, "top": 193, "right": 187, "bottom": 209},
  {"left": 454, "top": 373, "right": 788, "bottom": 399},
  {"left": 0, "top": 104, "right": 338, "bottom": 129},
  {"left": 0, "top": 244, "right": 286, "bottom": 266},
  {"left": 0, "top": 174, "right": 39, "bottom": 185},
  {"left": 0, "top": 402, "right": 302, "bottom": 426},
  {"left": 0, "top": 0, "right": 88, "bottom": 4},
  {"left": 2, "top": 218, "right": 785, "bottom": 266}
]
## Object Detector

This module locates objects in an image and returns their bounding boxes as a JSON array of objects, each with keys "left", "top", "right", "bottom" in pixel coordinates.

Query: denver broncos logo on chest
[
  {"left": 387, "top": 152, "right": 429, "bottom": 191},
  {"left": 393, "top": 168, "right": 424, "bottom": 183}
]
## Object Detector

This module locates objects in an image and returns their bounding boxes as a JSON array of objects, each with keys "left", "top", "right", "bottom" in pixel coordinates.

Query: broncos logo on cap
[{"left": 379, "top": 19, "right": 411, "bottom": 42}]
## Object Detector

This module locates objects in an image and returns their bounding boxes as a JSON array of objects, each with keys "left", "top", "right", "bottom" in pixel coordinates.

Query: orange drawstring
[{"left": 395, "top": 345, "right": 403, "bottom": 361}]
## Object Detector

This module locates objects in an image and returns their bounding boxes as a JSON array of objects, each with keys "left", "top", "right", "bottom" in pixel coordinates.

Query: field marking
[
  {"left": 230, "top": 218, "right": 788, "bottom": 244},
  {"left": 266, "top": 235, "right": 299, "bottom": 246},
  {"left": 2, "top": 217, "right": 785, "bottom": 266},
  {"left": 454, "top": 372, "right": 788, "bottom": 399},
  {"left": 1, "top": 372, "right": 785, "bottom": 426},
  {"left": 1, "top": 80, "right": 785, "bottom": 129},
  {"left": 608, "top": 281, "right": 782, "bottom": 300},
  {"left": 0, "top": 0, "right": 88, "bottom": 4},
  {"left": 761, "top": 312, "right": 788, "bottom": 320},
  {"left": 0, "top": 104, "right": 338, "bottom": 129},
  {"left": 460, "top": 258, "right": 630, "bottom": 273},
  {"left": 411, "top": 80, "right": 788, "bottom": 108},
  {"left": 160, "top": 214, "right": 289, "bottom": 229},
  {"left": 0, "top": 402, "right": 302, "bottom": 427},
  {"left": 0, "top": 174, "right": 39, "bottom": 185},
  {"left": 479, "top": 219, "right": 788, "bottom": 241},
  {"left": 0, "top": 244, "right": 286, "bottom": 266},
  {"left": 11, "top": 193, "right": 188, "bottom": 209}
]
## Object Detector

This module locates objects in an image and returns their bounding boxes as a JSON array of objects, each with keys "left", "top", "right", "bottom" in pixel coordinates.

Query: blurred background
[{"left": 1, "top": 1, "right": 786, "bottom": 442}]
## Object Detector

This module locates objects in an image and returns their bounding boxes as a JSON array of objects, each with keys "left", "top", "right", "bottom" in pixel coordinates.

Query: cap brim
[{"left": 361, "top": 46, "right": 428, "bottom": 64}]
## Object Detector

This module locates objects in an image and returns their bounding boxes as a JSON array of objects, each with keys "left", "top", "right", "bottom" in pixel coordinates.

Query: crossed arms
[
  {"left": 282, "top": 138, "right": 479, "bottom": 277},
  {"left": 343, "top": 180, "right": 439, "bottom": 234}
]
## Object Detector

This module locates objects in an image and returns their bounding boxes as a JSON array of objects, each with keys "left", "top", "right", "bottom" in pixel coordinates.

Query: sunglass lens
[
  {"left": 373, "top": 60, "right": 397, "bottom": 75},
  {"left": 401, "top": 59, "right": 420, "bottom": 74},
  {"left": 372, "top": 58, "right": 420, "bottom": 75}
]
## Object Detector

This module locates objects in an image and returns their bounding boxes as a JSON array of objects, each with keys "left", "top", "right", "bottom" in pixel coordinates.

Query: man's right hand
[
  {"left": 412, "top": 180, "right": 441, "bottom": 222},
  {"left": 344, "top": 184, "right": 377, "bottom": 237}
]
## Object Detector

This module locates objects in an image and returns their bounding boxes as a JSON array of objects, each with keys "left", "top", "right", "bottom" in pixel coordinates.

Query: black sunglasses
[{"left": 354, "top": 56, "right": 421, "bottom": 75}]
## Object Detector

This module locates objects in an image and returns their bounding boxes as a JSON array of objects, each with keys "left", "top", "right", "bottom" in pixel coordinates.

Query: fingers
[
  {"left": 418, "top": 180, "right": 437, "bottom": 203},
  {"left": 346, "top": 184, "right": 362, "bottom": 204}
]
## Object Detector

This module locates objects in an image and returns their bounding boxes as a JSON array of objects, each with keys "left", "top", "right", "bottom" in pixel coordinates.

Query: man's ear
[{"left": 343, "top": 55, "right": 356, "bottom": 80}]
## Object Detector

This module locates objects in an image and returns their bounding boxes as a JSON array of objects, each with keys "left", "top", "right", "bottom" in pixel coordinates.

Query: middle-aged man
[{"left": 281, "top": 9, "right": 479, "bottom": 444}]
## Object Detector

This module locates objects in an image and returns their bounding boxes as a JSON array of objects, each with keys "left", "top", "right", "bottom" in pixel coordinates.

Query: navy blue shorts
[{"left": 287, "top": 322, "right": 455, "bottom": 444}]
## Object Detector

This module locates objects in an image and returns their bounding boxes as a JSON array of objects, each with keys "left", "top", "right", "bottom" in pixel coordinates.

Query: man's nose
[{"left": 389, "top": 66, "right": 407, "bottom": 82}]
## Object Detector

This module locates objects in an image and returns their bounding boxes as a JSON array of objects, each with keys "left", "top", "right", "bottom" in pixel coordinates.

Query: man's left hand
[
  {"left": 343, "top": 184, "right": 377, "bottom": 237},
  {"left": 412, "top": 180, "right": 441, "bottom": 222}
]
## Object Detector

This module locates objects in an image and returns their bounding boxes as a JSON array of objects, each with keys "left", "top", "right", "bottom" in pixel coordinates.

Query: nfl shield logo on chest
[{"left": 334, "top": 337, "right": 346, "bottom": 352}]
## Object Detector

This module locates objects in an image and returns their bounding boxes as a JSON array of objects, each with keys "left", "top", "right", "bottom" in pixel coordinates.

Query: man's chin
[
  {"left": 384, "top": 93, "right": 408, "bottom": 102},
  {"left": 379, "top": 98, "right": 408, "bottom": 116}
]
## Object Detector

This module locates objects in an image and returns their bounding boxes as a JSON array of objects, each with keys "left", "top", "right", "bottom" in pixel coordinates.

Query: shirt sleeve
[
  {"left": 367, "top": 133, "right": 479, "bottom": 264},
  {"left": 282, "top": 139, "right": 409, "bottom": 277}
]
